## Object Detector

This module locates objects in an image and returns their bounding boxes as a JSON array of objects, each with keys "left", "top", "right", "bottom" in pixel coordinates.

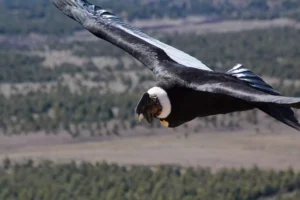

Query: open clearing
[{"left": 1, "top": 125, "right": 300, "bottom": 170}]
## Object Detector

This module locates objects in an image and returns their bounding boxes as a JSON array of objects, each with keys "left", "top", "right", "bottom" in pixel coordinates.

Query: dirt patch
[
  {"left": 32, "top": 50, "right": 88, "bottom": 68},
  {"left": 0, "top": 82, "right": 56, "bottom": 97},
  {"left": 1, "top": 125, "right": 300, "bottom": 170}
]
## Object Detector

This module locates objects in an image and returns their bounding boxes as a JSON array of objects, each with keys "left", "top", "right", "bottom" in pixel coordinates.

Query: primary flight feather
[{"left": 52, "top": 0, "right": 300, "bottom": 131}]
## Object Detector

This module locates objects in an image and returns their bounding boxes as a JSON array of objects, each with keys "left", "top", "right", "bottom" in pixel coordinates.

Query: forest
[
  {"left": 0, "top": 159, "right": 300, "bottom": 200},
  {"left": 0, "top": 0, "right": 300, "bottom": 35}
]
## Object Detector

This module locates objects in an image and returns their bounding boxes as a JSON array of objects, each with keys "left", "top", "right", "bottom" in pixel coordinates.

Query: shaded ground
[{"left": 0, "top": 124, "right": 300, "bottom": 171}]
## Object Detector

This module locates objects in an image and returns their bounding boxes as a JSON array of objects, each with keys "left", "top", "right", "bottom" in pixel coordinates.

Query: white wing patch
[{"left": 101, "top": 13, "right": 212, "bottom": 71}]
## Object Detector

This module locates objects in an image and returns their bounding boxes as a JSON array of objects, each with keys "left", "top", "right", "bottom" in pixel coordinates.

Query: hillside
[
  {"left": 2, "top": 1, "right": 300, "bottom": 199},
  {"left": 0, "top": 0, "right": 300, "bottom": 35}
]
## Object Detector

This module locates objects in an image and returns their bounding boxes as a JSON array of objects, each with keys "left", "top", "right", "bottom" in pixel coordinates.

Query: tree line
[
  {"left": 0, "top": 0, "right": 300, "bottom": 35},
  {"left": 0, "top": 159, "right": 300, "bottom": 200}
]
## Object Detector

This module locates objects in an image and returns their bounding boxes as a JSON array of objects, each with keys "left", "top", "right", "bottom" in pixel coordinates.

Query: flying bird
[{"left": 52, "top": 0, "right": 300, "bottom": 131}]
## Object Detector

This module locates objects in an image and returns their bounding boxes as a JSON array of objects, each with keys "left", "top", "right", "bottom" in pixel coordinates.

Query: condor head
[{"left": 136, "top": 93, "right": 162, "bottom": 124}]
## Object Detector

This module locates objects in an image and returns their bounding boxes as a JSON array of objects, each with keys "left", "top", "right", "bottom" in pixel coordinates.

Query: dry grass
[
  {"left": 31, "top": 50, "right": 88, "bottom": 69},
  {"left": 1, "top": 126, "right": 300, "bottom": 170}
]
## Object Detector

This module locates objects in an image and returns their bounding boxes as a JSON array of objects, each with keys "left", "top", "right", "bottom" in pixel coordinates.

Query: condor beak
[
  {"left": 138, "top": 114, "right": 144, "bottom": 122},
  {"left": 137, "top": 111, "right": 153, "bottom": 123}
]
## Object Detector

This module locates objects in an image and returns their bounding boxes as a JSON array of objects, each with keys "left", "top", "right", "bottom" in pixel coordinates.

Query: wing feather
[
  {"left": 191, "top": 81, "right": 300, "bottom": 108},
  {"left": 52, "top": 0, "right": 212, "bottom": 72}
]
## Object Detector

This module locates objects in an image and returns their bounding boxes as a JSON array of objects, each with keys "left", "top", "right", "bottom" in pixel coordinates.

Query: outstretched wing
[
  {"left": 51, "top": 0, "right": 212, "bottom": 73},
  {"left": 191, "top": 80, "right": 300, "bottom": 108}
]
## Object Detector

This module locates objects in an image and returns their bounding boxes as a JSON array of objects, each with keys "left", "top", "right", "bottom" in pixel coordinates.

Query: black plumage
[{"left": 52, "top": 0, "right": 300, "bottom": 131}]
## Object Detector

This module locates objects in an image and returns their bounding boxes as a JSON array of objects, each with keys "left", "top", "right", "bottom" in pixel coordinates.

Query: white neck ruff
[{"left": 147, "top": 87, "right": 171, "bottom": 119}]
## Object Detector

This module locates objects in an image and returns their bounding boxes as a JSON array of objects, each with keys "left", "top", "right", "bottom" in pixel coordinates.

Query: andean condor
[{"left": 52, "top": 0, "right": 300, "bottom": 130}]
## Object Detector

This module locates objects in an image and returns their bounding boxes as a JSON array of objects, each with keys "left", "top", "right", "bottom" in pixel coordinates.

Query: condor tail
[{"left": 227, "top": 64, "right": 300, "bottom": 131}]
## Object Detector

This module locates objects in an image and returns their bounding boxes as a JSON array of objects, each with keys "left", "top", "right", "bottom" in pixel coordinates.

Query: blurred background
[{"left": 1, "top": 0, "right": 300, "bottom": 199}]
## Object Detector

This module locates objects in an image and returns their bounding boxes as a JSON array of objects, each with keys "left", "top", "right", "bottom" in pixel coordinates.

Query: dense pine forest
[{"left": 0, "top": 159, "right": 300, "bottom": 200}]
